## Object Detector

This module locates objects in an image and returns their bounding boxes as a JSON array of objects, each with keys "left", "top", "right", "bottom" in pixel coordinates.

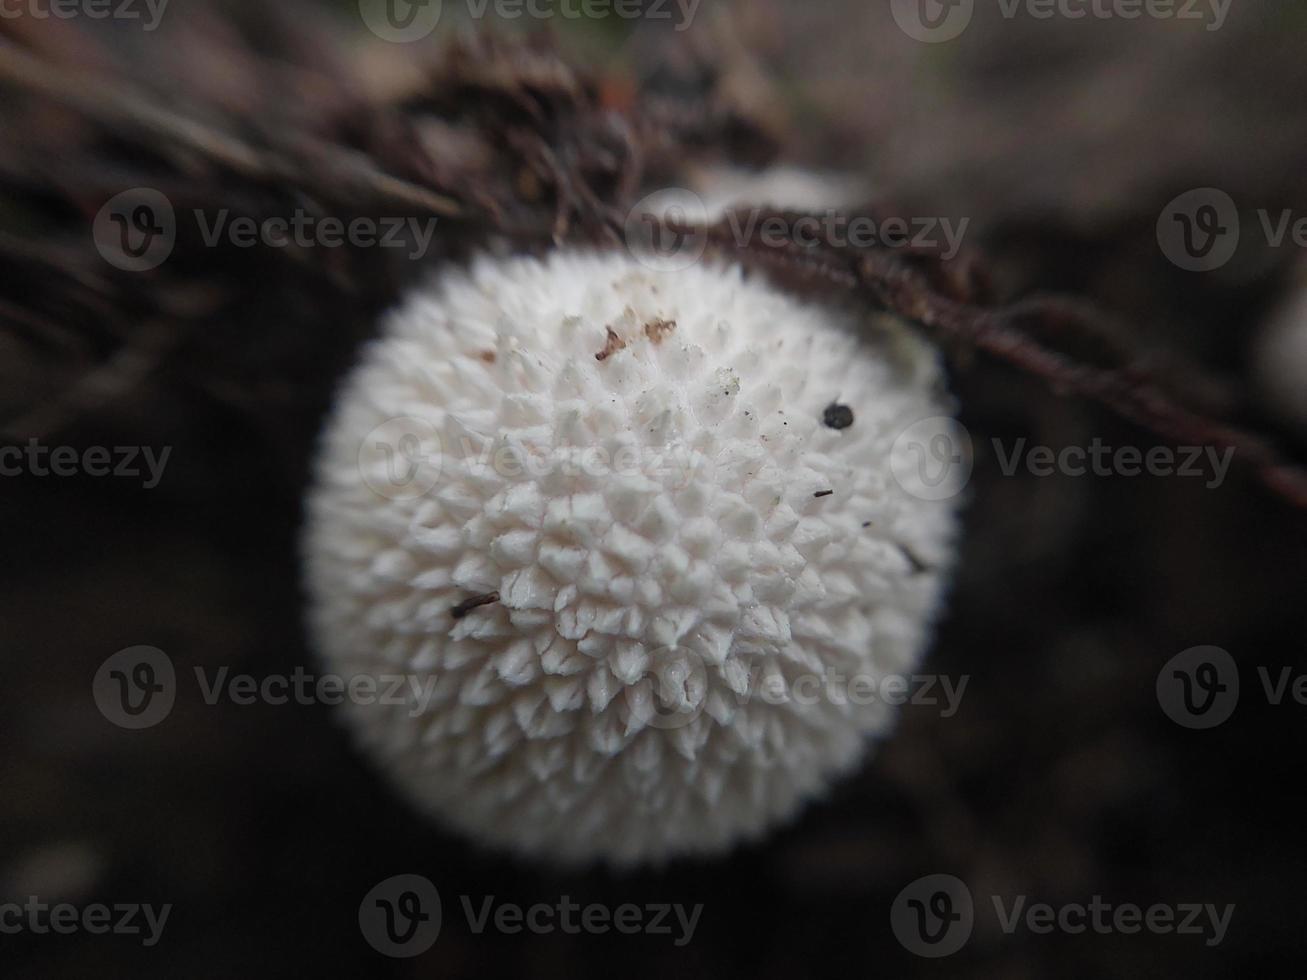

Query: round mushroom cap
[{"left": 304, "top": 249, "right": 962, "bottom": 865}]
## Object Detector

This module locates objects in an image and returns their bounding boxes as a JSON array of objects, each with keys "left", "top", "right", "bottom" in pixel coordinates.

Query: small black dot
[{"left": 823, "top": 403, "right": 855, "bottom": 430}]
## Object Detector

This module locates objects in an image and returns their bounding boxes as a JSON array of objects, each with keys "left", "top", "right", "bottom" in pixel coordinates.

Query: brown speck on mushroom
[
  {"left": 478, "top": 350, "right": 497, "bottom": 364},
  {"left": 897, "top": 545, "right": 931, "bottom": 575},
  {"left": 823, "top": 403, "right": 855, "bottom": 430},
  {"left": 451, "top": 590, "right": 500, "bottom": 620},
  {"left": 814, "top": 489, "right": 834, "bottom": 499},
  {"left": 595, "top": 327, "right": 627, "bottom": 362},
  {"left": 643, "top": 317, "right": 677, "bottom": 344}
]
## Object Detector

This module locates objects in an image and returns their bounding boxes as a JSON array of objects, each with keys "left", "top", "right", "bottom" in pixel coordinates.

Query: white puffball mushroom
[
  {"left": 304, "top": 250, "right": 961, "bottom": 865},
  {"left": 686, "top": 164, "right": 871, "bottom": 218}
]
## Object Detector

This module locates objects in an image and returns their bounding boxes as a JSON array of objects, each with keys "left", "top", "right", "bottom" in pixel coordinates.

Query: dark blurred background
[{"left": 3, "top": 1, "right": 1307, "bottom": 977}]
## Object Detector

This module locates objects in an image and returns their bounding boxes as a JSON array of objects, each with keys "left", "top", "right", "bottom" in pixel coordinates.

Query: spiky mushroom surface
[{"left": 304, "top": 250, "right": 961, "bottom": 865}]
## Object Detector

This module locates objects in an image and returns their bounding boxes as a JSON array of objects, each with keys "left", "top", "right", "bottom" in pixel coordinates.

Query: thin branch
[{"left": 0, "top": 37, "right": 464, "bottom": 219}]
